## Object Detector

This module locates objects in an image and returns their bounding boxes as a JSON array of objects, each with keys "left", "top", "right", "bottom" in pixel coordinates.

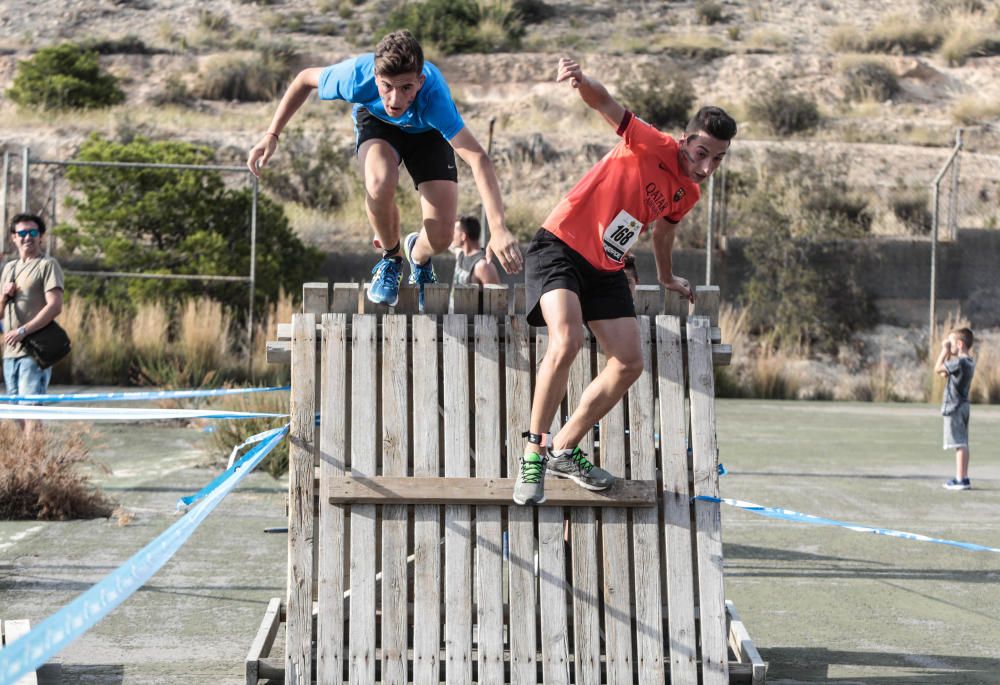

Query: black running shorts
[
  {"left": 355, "top": 107, "right": 458, "bottom": 189},
  {"left": 524, "top": 229, "right": 636, "bottom": 327}
]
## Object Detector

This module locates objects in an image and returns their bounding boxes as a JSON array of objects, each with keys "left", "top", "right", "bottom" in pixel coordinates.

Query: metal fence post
[
  {"left": 705, "top": 172, "right": 716, "bottom": 285},
  {"left": 947, "top": 128, "right": 963, "bottom": 241},
  {"left": 248, "top": 174, "right": 258, "bottom": 356},
  {"left": 21, "top": 146, "right": 29, "bottom": 212},
  {"left": 1, "top": 151, "right": 9, "bottom": 256}
]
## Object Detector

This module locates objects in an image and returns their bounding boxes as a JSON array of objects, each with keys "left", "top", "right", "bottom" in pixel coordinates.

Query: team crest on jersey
[{"left": 673, "top": 188, "right": 686, "bottom": 203}]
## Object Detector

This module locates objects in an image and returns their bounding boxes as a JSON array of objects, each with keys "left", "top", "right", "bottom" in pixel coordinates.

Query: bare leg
[
  {"left": 955, "top": 446, "right": 970, "bottom": 480},
  {"left": 412, "top": 179, "right": 458, "bottom": 264},
  {"left": 358, "top": 139, "right": 401, "bottom": 253},
  {"left": 551, "top": 316, "right": 643, "bottom": 451},
  {"left": 528, "top": 289, "right": 584, "bottom": 451}
]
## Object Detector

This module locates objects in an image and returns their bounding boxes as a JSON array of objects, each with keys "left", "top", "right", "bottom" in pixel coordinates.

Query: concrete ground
[{"left": 1, "top": 398, "right": 998, "bottom": 683}]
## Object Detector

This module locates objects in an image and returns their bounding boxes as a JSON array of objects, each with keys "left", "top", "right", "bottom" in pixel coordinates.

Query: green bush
[
  {"left": 84, "top": 35, "right": 157, "bottom": 55},
  {"left": 194, "top": 46, "right": 298, "bottom": 101},
  {"left": 513, "top": 0, "right": 555, "bottom": 23},
  {"left": 618, "top": 70, "right": 694, "bottom": 130},
  {"left": 56, "top": 135, "right": 323, "bottom": 319},
  {"left": 695, "top": 0, "right": 725, "bottom": 24},
  {"left": 7, "top": 43, "right": 125, "bottom": 110},
  {"left": 889, "top": 187, "right": 931, "bottom": 234},
  {"left": 261, "top": 128, "right": 354, "bottom": 211},
  {"left": 383, "top": 0, "right": 524, "bottom": 54},
  {"left": 748, "top": 88, "right": 820, "bottom": 135},
  {"left": 841, "top": 60, "right": 900, "bottom": 102}
]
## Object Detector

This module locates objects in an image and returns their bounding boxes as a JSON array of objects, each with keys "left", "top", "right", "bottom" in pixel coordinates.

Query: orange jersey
[{"left": 542, "top": 111, "right": 700, "bottom": 271}]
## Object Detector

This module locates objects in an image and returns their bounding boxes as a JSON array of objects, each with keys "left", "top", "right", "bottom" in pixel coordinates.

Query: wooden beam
[
  {"left": 726, "top": 600, "right": 767, "bottom": 685},
  {"left": 328, "top": 476, "right": 656, "bottom": 507},
  {"left": 246, "top": 598, "right": 282, "bottom": 685},
  {"left": 302, "top": 282, "right": 328, "bottom": 314}
]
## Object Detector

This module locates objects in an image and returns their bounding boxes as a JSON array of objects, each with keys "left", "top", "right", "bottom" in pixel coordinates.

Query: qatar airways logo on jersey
[{"left": 645, "top": 182, "right": 668, "bottom": 215}]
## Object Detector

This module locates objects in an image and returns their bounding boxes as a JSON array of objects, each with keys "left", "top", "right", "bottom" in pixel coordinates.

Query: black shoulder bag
[{"left": 5, "top": 262, "right": 71, "bottom": 370}]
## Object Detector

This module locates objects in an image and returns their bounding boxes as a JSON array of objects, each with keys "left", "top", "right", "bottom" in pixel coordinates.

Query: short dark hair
[
  {"left": 375, "top": 30, "right": 424, "bottom": 77},
  {"left": 457, "top": 214, "right": 481, "bottom": 242},
  {"left": 9, "top": 213, "right": 46, "bottom": 235},
  {"left": 686, "top": 106, "right": 737, "bottom": 142},
  {"left": 951, "top": 327, "right": 974, "bottom": 349}
]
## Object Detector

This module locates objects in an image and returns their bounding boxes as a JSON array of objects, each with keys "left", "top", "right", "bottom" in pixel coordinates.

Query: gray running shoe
[
  {"left": 513, "top": 452, "right": 547, "bottom": 505},
  {"left": 547, "top": 447, "right": 615, "bottom": 491}
]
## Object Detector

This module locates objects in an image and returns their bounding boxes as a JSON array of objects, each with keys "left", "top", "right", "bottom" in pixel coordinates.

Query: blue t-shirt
[{"left": 317, "top": 54, "right": 465, "bottom": 140}]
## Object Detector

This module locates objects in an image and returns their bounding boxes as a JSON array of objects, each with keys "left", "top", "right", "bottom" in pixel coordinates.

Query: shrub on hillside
[
  {"left": 841, "top": 60, "right": 900, "bottom": 102},
  {"left": 84, "top": 35, "right": 156, "bottom": 55},
  {"left": 695, "top": 0, "right": 725, "bottom": 24},
  {"left": 261, "top": 128, "right": 355, "bottom": 211},
  {"left": 7, "top": 43, "right": 125, "bottom": 110},
  {"left": 383, "top": 0, "right": 524, "bottom": 54},
  {"left": 513, "top": 0, "right": 555, "bottom": 23},
  {"left": 747, "top": 88, "right": 820, "bottom": 135},
  {"left": 618, "top": 70, "right": 694, "bottom": 131},
  {"left": 864, "top": 17, "right": 944, "bottom": 54},
  {"left": 889, "top": 187, "right": 931, "bottom": 234},
  {"left": 194, "top": 46, "right": 298, "bottom": 101}
]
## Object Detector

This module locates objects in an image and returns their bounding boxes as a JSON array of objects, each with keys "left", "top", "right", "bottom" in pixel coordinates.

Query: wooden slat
[
  {"left": 423, "top": 284, "right": 451, "bottom": 315},
  {"left": 317, "top": 315, "right": 346, "bottom": 683},
  {"left": 504, "top": 316, "right": 538, "bottom": 684},
  {"left": 2, "top": 620, "right": 37, "bottom": 685},
  {"left": 567, "top": 330, "right": 600, "bottom": 685},
  {"left": 395, "top": 285, "right": 420, "bottom": 314},
  {"left": 381, "top": 315, "right": 409, "bottom": 683},
  {"left": 687, "top": 316, "right": 729, "bottom": 685},
  {"left": 596, "top": 344, "right": 633, "bottom": 684},
  {"left": 482, "top": 283, "right": 509, "bottom": 317},
  {"left": 302, "top": 282, "right": 328, "bottom": 314},
  {"left": 349, "top": 314, "right": 377, "bottom": 683},
  {"left": 512, "top": 283, "right": 527, "bottom": 316},
  {"left": 633, "top": 284, "right": 663, "bottom": 315},
  {"left": 692, "top": 285, "right": 721, "bottom": 326},
  {"left": 246, "top": 598, "right": 283, "bottom": 685},
  {"left": 664, "top": 291, "right": 690, "bottom": 319},
  {"left": 474, "top": 314, "right": 504, "bottom": 683},
  {"left": 331, "top": 282, "right": 360, "bottom": 314},
  {"left": 656, "top": 314, "right": 698, "bottom": 683},
  {"left": 444, "top": 314, "right": 473, "bottom": 684},
  {"left": 412, "top": 315, "right": 441, "bottom": 682},
  {"left": 536, "top": 330, "right": 570, "bottom": 685},
  {"left": 287, "top": 313, "right": 316, "bottom": 685},
  {"left": 452, "top": 284, "right": 479, "bottom": 314},
  {"left": 328, "top": 477, "right": 655, "bottom": 506},
  {"left": 628, "top": 317, "right": 665, "bottom": 683}
]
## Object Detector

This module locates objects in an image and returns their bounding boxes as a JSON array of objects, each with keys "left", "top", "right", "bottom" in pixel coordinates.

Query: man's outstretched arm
[
  {"left": 555, "top": 57, "right": 627, "bottom": 130},
  {"left": 247, "top": 67, "right": 324, "bottom": 176}
]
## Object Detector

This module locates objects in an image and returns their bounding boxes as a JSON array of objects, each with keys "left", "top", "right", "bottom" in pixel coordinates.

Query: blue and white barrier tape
[
  {"left": 0, "top": 404, "right": 285, "bottom": 421},
  {"left": 0, "top": 424, "right": 289, "bottom": 685},
  {"left": 0, "top": 385, "right": 289, "bottom": 404},
  {"left": 696, "top": 495, "right": 1000, "bottom": 554},
  {"left": 181, "top": 426, "right": 289, "bottom": 510}
]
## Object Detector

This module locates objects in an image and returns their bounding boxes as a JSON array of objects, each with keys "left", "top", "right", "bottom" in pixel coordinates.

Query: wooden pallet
[{"left": 257, "top": 282, "right": 766, "bottom": 685}]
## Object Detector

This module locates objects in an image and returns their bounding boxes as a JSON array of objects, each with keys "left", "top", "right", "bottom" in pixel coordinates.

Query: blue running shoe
[
  {"left": 404, "top": 231, "right": 437, "bottom": 285},
  {"left": 367, "top": 256, "right": 402, "bottom": 306}
]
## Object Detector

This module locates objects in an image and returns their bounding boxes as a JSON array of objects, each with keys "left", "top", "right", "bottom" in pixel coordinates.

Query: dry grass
[
  {"left": 249, "top": 289, "right": 294, "bottom": 384},
  {"left": 849, "top": 356, "right": 899, "bottom": 402},
  {"left": 971, "top": 344, "right": 1000, "bottom": 404},
  {"left": 210, "top": 391, "right": 289, "bottom": 477},
  {"left": 132, "top": 300, "right": 171, "bottom": 360},
  {"left": 939, "top": 11, "right": 1000, "bottom": 65},
  {"left": 71, "top": 303, "right": 131, "bottom": 384},
  {"left": 951, "top": 95, "right": 1000, "bottom": 126},
  {"left": 0, "top": 423, "right": 114, "bottom": 520}
]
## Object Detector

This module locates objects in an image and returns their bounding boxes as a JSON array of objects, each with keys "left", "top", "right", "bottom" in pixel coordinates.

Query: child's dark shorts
[
  {"left": 354, "top": 107, "right": 458, "bottom": 189},
  {"left": 524, "top": 229, "right": 635, "bottom": 327}
]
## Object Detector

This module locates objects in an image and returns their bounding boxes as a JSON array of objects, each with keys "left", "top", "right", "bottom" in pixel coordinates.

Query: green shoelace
[
  {"left": 568, "top": 447, "right": 594, "bottom": 472},
  {"left": 521, "top": 454, "right": 544, "bottom": 484}
]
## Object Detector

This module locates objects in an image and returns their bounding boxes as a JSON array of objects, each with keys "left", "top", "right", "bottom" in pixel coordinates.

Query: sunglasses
[{"left": 14, "top": 229, "right": 40, "bottom": 238}]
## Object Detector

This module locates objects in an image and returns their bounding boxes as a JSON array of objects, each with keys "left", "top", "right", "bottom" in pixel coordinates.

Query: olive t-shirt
[{"left": 1, "top": 256, "right": 64, "bottom": 358}]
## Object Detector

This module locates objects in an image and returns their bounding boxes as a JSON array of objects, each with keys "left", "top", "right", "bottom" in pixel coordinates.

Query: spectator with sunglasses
[{"left": 1, "top": 213, "right": 64, "bottom": 429}]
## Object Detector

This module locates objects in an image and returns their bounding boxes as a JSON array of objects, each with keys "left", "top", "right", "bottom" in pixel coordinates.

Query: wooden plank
[
  {"left": 412, "top": 315, "right": 441, "bottom": 683},
  {"left": 395, "top": 285, "right": 420, "bottom": 314},
  {"left": 504, "top": 316, "right": 538, "bottom": 684},
  {"left": 726, "top": 600, "right": 767, "bottom": 685},
  {"left": 536, "top": 329, "right": 570, "bottom": 685},
  {"left": 381, "top": 315, "right": 409, "bottom": 683},
  {"left": 596, "top": 344, "right": 633, "bottom": 684},
  {"left": 443, "top": 314, "right": 473, "bottom": 685},
  {"left": 664, "top": 291, "right": 690, "bottom": 319},
  {"left": 316, "top": 315, "right": 346, "bottom": 683},
  {"left": 692, "top": 285, "right": 721, "bottom": 326},
  {"left": 633, "top": 284, "right": 663, "bottom": 315},
  {"left": 512, "top": 283, "right": 527, "bottom": 316},
  {"left": 331, "top": 282, "right": 360, "bottom": 314},
  {"left": 687, "top": 316, "right": 728, "bottom": 685},
  {"left": 349, "top": 314, "right": 377, "bottom": 683},
  {"left": 246, "top": 597, "right": 283, "bottom": 685},
  {"left": 656, "top": 314, "right": 698, "bottom": 683},
  {"left": 474, "top": 314, "right": 505, "bottom": 684},
  {"left": 567, "top": 330, "right": 600, "bottom": 685},
  {"left": 302, "top": 282, "right": 328, "bottom": 314},
  {"left": 329, "top": 477, "right": 655, "bottom": 506},
  {"left": 423, "top": 283, "right": 451, "bottom": 315},
  {"left": 482, "top": 283, "right": 508, "bottom": 317},
  {"left": 628, "top": 317, "right": 665, "bottom": 683},
  {"left": 452, "top": 284, "right": 479, "bottom": 314},
  {"left": 2, "top": 620, "right": 37, "bottom": 685},
  {"left": 287, "top": 313, "right": 316, "bottom": 685}
]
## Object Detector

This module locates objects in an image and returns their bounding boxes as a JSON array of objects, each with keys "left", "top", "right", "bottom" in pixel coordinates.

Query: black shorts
[
  {"left": 355, "top": 107, "right": 458, "bottom": 189},
  {"left": 525, "top": 229, "right": 636, "bottom": 327}
]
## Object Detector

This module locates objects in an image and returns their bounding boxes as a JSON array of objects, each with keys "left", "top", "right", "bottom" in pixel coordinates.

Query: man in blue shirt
[{"left": 248, "top": 30, "right": 522, "bottom": 306}]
